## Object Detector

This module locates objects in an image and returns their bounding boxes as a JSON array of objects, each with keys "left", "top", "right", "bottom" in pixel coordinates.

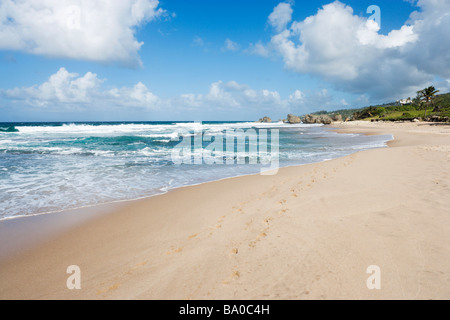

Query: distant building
[{"left": 398, "top": 98, "right": 413, "bottom": 105}]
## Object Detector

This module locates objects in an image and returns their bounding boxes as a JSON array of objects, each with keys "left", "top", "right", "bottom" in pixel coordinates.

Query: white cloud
[
  {"left": 224, "top": 38, "right": 240, "bottom": 52},
  {"left": 107, "top": 82, "right": 159, "bottom": 107},
  {"left": 356, "top": 20, "right": 417, "bottom": 49},
  {"left": 0, "top": 0, "right": 166, "bottom": 66},
  {"left": 192, "top": 36, "right": 205, "bottom": 47},
  {"left": 175, "top": 80, "right": 284, "bottom": 112},
  {"left": 3, "top": 68, "right": 160, "bottom": 109},
  {"left": 263, "top": 0, "right": 450, "bottom": 100},
  {"left": 268, "top": 2, "right": 293, "bottom": 32},
  {"left": 172, "top": 81, "right": 345, "bottom": 116},
  {"left": 4, "top": 68, "right": 103, "bottom": 106},
  {"left": 167, "top": 81, "right": 272, "bottom": 113},
  {"left": 2, "top": 68, "right": 352, "bottom": 118},
  {"left": 289, "top": 90, "right": 304, "bottom": 103},
  {"left": 404, "top": 0, "right": 450, "bottom": 78},
  {"left": 246, "top": 41, "right": 271, "bottom": 57}
]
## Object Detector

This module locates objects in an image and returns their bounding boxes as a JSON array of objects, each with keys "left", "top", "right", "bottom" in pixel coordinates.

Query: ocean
[{"left": 0, "top": 121, "right": 393, "bottom": 220}]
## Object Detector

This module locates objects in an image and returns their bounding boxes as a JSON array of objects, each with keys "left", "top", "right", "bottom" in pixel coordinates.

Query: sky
[{"left": 0, "top": 0, "right": 449, "bottom": 122}]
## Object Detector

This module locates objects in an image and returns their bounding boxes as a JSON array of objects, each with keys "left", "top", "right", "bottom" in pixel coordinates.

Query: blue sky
[{"left": 0, "top": 0, "right": 449, "bottom": 121}]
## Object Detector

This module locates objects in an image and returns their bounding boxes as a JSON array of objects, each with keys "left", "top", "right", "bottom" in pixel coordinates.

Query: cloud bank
[
  {"left": 262, "top": 0, "right": 450, "bottom": 100},
  {"left": 3, "top": 68, "right": 159, "bottom": 110},
  {"left": 2, "top": 68, "right": 347, "bottom": 118},
  {"left": 0, "top": 0, "right": 166, "bottom": 66}
]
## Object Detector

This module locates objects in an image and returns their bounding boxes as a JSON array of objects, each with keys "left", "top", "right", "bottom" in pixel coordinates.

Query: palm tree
[{"left": 417, "top": 86, "right": 440, "bottom": 118}]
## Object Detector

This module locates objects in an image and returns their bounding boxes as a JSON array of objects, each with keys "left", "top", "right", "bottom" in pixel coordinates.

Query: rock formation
[
  {"left": 287, "top": 114, "right": 301, "bottom": 124},
  {"left": 302, "top": 114, "right": 333, "bottom": 125},
  {"left": 257, "top": 117, "right": 272, "bottom": 123}
]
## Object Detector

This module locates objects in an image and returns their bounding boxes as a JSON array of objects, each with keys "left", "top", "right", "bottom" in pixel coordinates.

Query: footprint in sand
[
  {"left": 109, "top": 283, "right": 120, "bottom": 291},
  {"left": 167, "top": 247, "right": 183, "bottom": 255},
  {"left": 222, "top": 270, "right": 241, "bottom": 285},
  {"left": 258, "top": 231, "right": 268, "bottom": 240},
  {"left": 219, "top": 215, "right": 226, "bottom": 222},
  {"left": 230, "top": 248, "right": 239, "bottom": 257},
  {"left": 209, "top": 216, "right": 226, "bottom": 233},
  {"left": 249, "top": 229, "right": 269, "bottom": 248},
  {"left": 207, "top": 222, "right": 224, "bottom": 237},
  {"left": 126, "top": 260, "right": 149, "bottom": 276},
  {"left": 96, "top": 283, "right": 120, "bottom": 296},
  {"left": 132, "top": 261, "right": 148, "bottom": 270},
  {"left": 232, "top": 206, "right": 244, "bottom": 214}
]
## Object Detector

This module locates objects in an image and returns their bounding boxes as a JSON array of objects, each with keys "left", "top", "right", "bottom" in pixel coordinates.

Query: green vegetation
[
  {"left": 416, "top": 86, "right": 440, "bottom": 118},
  {"left": 311, "top": 107, "right": 366, "bottom": 121},
  {"left": 308, "top": 90, "right": 450, "bottom": 122},
  {"left": 433, "top": 92, "right": 450, "bottom": 118}
]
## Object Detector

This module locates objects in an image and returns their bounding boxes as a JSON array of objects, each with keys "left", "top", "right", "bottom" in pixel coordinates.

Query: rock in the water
[
  {"left": 302, "top": 114, "right": 333, "bottom": 124},
  {"left": 287, "top": 114, "right": 301, "bottom": 124},
  {"left": 258, "top": 116, "right": 272, "bottom": 123},
  {"left": 301, "top": 114, "right": 315, "bottom": 124}
]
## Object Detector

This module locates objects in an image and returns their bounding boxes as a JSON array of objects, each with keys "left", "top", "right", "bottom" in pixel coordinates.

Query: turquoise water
[{"left": 0, "top": 121, "right": 392, "bottom": 220}]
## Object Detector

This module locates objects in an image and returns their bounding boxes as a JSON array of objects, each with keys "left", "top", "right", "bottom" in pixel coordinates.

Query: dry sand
[{"left": 0, "top": 121, "right": 449, "bottom": 300}]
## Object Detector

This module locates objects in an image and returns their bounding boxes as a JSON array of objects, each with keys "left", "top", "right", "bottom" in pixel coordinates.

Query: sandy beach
[{"left": 0, "top": 121, "right": 449, "bottom": 300}]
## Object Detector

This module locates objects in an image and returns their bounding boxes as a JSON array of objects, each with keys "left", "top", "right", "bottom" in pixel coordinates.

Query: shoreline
[
  {"left": 0, "top": 126, "right": 393, "bottom": 261},
  {"left": 0, "top": 124, "right": 392, "bottom": 224},
  {"left": 1, "top": 121, "right": 449, "bottom": 299}
]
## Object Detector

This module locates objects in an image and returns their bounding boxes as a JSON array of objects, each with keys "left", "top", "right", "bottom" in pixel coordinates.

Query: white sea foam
[
  {"left": 13, "top": 122, "right": 321, "bottom": 137},
  {"left": 0, "top": 122, "right": 392, "bottom": 220}
]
